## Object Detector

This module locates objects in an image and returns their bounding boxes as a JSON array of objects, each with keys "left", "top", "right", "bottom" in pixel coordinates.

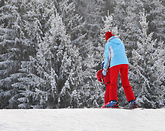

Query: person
[
  {"left": 102, "top": 31, "right": 137, "bottom": 108},
  {"left": 97, "top": 62, "right": 111, "bottom": 108}
]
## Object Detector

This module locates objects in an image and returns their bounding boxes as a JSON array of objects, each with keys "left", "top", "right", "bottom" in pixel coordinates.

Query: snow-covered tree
[
  {"left": 113, "top": 0, "right": 127, "bottom": 35},
  {"left": 100, "top": 13, "right": 119, "bottom": 42},
  {"left": 113, "top": 0, "right": 144, "bottom": 63},
  {"left": 0, "top": 0, "right": 33, "bottom": 108},
  {"left": 74, "top": 0, "right": 105, "bottom": 57},
  {"left": 142, "top": 0, "right": 165, "bottom": 42},
  {"left": 69, "top": 0, "right": 106, "bottom": 108},
  {"left": 1, "top": 0, "right": 164, "bottom": 109},
  {"left": 78, "top": 47, "right": 104, "bottom": 108},
  {"left": 14, "top": 9, "right": 84, "bottom": 108},
  {"left": 130, "top": 12, "right": 165, "bottom": 108},
  {"left": 55, "top": 0, "right": 86, "bottom": 45},
  {"left": 114, "top": 0, "right": 165, "bottom": 44},
  {"left": 123, "top": 0, "right": 144, "bottom": 49}
]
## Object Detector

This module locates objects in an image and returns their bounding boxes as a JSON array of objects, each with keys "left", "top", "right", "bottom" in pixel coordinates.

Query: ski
[{"left": 118, "top": 107, "right": 144, "bottom": 110}]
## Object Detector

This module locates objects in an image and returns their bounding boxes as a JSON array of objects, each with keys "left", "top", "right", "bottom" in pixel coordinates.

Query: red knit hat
[{"left": 105, "top": 31, "right": 113, "bottom": 40}]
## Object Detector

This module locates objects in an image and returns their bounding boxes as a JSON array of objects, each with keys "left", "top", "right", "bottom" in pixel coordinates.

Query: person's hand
[{"left": 102, "top": 70, "right": 107, "bottom": 76}]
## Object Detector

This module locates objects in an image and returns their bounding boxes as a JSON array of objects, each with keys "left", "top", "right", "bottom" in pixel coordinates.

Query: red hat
[
  {"left": 97, "top": 70, "right": 103, "bottom": 82},
  {"left": 105, "top": 31, "right": 113, "bottom": 40}
]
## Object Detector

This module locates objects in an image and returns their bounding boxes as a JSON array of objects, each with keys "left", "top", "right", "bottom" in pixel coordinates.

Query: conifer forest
[{"left": 0, "top": 0, "right": 165, "bottom": 109}]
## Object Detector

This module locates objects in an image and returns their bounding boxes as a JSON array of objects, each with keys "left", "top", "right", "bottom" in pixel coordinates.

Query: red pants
[
  {"left": 104, "top": 83, "right": 110, "bottom": 104},
  {"left": 108, "top": 64, "right": 135, "bottom": 102}
]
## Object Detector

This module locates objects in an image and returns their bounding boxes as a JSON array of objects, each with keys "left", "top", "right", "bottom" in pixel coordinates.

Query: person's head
[{"left": 105, "top": 31, "right": 113, "bottom": 41}]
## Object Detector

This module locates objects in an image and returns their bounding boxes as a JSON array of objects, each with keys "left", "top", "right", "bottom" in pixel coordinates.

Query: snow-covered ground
[{"left": 0, "top": 108, "right": 165, "bottom": 131}]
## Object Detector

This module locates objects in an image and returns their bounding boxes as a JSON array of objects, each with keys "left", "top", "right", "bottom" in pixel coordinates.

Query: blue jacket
[{"left": 103, "top": 36, "right": 129, "bottom": 69}]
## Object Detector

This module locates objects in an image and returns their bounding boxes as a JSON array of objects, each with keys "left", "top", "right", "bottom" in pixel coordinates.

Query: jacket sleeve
[{"left": 103, "top": 43, "right": 111, "bottom": 70}]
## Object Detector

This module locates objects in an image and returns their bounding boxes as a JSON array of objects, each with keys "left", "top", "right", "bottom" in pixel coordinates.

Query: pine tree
[
  {"left": 143, "top": 0, "right": 165, "bottom": 42},
  {"left": 114, "top": 0, "right": 165, "bottom": 43},
  {"left": 0, "top": 0, "right": 33, "bottom": 108},
  {"left": 124, "top": 0, "right": 143, "bottom": 48},
  {"left": 69, "top": 0, "right": 106, "bottom": 108},
  {"left": 130, "top": 11, "right": 165, "bottom": 108},
  {"left": 10, "top": 0, "right": 60, "bottom": 108},
  {"left": 114, "top": 0, "right": 148, "bottom": 61},
  {"left": 114, "top": 0, "right": 144, "bottom": 62},
  {"left": 78, "top": 48, "right": 105, "bottom": 108},
  {"left": 113, "top": 0, "right": 127, "bottom": 35},
  {"left": 55, "top": 0, "right": 86, "bottom": 44},
  {"left": 15, "top": 8, "right": 84, "bottom": 108},
  {"left": 10, "top": 0, "right": 89, "bottom": 109},
  {"left": 74, "top": 0, "right": 105, "bottom": 57}
]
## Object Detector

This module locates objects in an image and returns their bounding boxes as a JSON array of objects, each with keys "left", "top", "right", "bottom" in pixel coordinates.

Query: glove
[
  {"left": 102, "top": 61, "right": 105, "bottom": 69},
  {"left": 102, "top": 70, "right": 107, "bottom": 76}
]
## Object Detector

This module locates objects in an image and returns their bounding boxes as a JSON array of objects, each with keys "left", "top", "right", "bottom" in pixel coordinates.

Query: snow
[{"left": 0, "top": 108, "right": 165, "bottom": 131}]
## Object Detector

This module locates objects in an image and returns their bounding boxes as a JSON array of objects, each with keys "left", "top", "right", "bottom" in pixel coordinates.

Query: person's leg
[
  {"left": 104, "top": 83, "right": 110, "bottom": 104},
  {"left": 120, "top": 64, "right": 135, "bottom": 102},
  {"left": 109, "top": 65, "right": 121, "bottom": 101},
  {"left": 103, "top": 68, "right": 111, "bottom": 105}
]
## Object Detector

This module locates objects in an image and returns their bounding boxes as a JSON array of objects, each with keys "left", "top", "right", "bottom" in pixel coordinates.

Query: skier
[
  {"left": 97, "top": 62, "right": 111, "bottom": 108},
  {"left": 102, "top": 31, "right": 137, "bottom": 108}
]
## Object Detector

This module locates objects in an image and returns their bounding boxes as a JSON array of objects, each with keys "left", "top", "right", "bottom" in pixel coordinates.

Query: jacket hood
[{"left": 108, "top": 36, "right": 121, "bottom": 45}]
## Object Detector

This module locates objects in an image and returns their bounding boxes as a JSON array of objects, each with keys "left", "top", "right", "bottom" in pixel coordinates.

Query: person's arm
[
  {"left": 102, "top": 43, "right": 110, "bottom": 76},
  {"left": 103, "top": 43, "right": 111, "bottom": 70}
]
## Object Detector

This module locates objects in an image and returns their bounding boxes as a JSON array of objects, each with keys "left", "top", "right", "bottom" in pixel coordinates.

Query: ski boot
[
  {"left": 105, "top": 100, "right": 119, "bottom": 108},
  {"left": 129, "top": 100, "right": 137, "bottom": 108}
]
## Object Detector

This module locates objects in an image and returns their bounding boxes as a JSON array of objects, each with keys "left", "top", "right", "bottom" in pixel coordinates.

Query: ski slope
[{"left": 0, "top": 108, "right": 165, "bottom": 131}]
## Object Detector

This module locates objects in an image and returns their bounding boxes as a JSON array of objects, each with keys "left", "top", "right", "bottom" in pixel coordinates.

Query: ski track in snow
[{"left": 0, "top": 108, "right": 165, "bottom": 131}]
